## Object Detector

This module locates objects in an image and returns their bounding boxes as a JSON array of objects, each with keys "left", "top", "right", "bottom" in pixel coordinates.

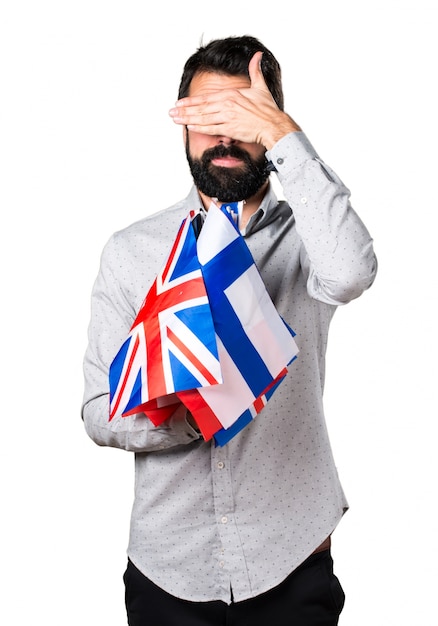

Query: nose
[{"left": 217, "top": 136, "right": 236, "bottom": 146}]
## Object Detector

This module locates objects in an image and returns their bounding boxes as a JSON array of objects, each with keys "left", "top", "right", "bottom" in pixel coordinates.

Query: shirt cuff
[
  {"left": 167, "top": 404, "right": 202, "bottom": 442},
  {"left": 266, "top": 131, "right": 318, "bottom": 174}
]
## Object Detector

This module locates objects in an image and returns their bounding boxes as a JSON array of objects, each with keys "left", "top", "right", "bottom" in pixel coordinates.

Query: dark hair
[{"left": 178, "top": 35, "right": 284, "bottom": 111}]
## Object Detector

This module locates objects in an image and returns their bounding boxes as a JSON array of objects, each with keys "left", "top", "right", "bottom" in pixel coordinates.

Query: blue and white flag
[{"left": 177, "top": 201, "right": 299, "bottom": 445}]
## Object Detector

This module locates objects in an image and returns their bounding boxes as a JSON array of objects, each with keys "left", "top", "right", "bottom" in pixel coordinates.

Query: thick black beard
[{"left": 185, "top": 137, "right": 270, "bottom": 203}]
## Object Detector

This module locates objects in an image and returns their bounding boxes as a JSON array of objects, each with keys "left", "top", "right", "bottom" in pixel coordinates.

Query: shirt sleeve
[
  {"left": 266, "top": 132, "right": 377, "bottom": 305},
  {"left": 81, "top": 235, "right": 202, "bottom": 453}
]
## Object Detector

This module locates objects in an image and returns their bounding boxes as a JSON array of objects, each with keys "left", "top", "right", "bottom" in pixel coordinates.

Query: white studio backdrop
[{"left": 1, "top": 1, "right": 436, "bottom": 624}]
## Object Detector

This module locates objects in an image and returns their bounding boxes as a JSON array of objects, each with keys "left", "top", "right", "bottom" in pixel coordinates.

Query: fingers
[
  {"left": 169, "top": 98, "right": 240, "bottom": 137},
  {"left": 170, "top": 51, "right": 268, "bottom": 126},
  {"left": 169, "top": 94, "right": 228, "bottom": 127},
  {"left": 248, "top": 51, "right": 267, "bottom": 91}
]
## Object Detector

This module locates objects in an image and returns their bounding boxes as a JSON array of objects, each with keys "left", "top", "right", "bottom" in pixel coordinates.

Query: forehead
[{"left": 188, "top": 71, "right": 251, "bottom": 96}]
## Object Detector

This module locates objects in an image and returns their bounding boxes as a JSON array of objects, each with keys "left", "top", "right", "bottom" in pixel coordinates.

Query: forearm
[
  {"left": 267, "top": 132, "right": 377, "bottom": 304},
  {"left": 82, "top": 236, "right": 201, "bottom": 453},
  {"left": 82, "top": 396, "right": 200, "bottom": 453}
]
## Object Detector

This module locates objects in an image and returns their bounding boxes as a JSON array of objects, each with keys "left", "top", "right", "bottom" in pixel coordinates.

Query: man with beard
[{"left": 82, "top": 36, "right": 377, "bottom": 625}]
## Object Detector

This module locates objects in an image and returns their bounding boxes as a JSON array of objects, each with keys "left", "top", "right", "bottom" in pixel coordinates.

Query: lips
[
  {"left": 204, "top": 144, "right": 250, "bottom": 169},
  {"left": 211, "top": 156, "right": 244, "bottom": 168}
]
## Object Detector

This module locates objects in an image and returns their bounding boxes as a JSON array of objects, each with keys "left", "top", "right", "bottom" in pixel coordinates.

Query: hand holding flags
[{"left": 109, "top": 202, "right": 299, "bottom": 446}]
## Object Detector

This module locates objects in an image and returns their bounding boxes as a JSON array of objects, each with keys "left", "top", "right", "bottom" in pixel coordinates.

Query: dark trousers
[{"left": 123, "top": 550, "right": 345, "bottom": 626}]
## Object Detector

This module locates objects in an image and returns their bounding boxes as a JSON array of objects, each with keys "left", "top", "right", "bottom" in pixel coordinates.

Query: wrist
[
  {"left": 186, "top": 411, "right": 202, "bottom": 435},
  {"left": 262, "top": 113, "right": 301, "bottom": 150}
]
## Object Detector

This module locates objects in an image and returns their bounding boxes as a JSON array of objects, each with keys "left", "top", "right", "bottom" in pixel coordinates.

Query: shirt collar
[{"left": 186, "top": 182, "right": 282, "bottom": 236}]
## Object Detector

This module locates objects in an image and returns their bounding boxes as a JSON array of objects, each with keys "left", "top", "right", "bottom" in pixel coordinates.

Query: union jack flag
[
  {"left": 109, "top": 210, "right": 222, "bottom": 423},
  {"left": 109, "top": 202, "right": 299, "bottom": 446}
]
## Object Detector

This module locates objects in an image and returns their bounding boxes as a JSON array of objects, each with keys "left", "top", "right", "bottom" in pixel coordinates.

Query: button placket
[
  {"left": 211, "top": 446, "right": 238, "bottom": 571},
  {"left": 212, "top": 448, "right": 233, "bottom": 521}
]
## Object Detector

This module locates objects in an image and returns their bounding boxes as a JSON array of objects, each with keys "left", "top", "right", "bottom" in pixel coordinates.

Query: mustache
[{"left": 202, "top": 144, "right": 252, "bottom": 164}]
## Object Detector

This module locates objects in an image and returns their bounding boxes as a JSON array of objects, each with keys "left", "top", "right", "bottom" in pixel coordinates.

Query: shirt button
[
  {"left": 217, "top": 461, "right": 224, "bottom": 469},
  {"left": 219, "top": 561, "right": 225, "bottom": 568},
  {"left": 276, "top": 157, "right": 284, "bottom": 165},
  {"left": 221, "top": 516, "right": 228, "bottom": 524},
  {"left": 301, "top": 197, "right": 308, "bottom": 204}
]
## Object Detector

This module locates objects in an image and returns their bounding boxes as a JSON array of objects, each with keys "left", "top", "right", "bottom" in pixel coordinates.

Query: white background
[{"left": 1, "top": 1, "right": 437, "bottom": 624}]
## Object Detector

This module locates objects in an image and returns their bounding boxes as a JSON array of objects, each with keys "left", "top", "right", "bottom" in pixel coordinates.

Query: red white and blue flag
[
  {"left": 109, "top": 210, "right": 221, "bottom": 424},
  {"left": 109, "top": 202, "right": 299, "bottom": 446}
]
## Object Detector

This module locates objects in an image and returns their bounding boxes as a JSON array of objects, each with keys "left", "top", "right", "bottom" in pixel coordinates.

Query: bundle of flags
[{"left": 109, "top": 201, "right": 299, "bottom": 446}]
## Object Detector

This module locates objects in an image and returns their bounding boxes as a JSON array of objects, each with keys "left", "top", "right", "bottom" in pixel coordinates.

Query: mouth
[{"left": 210, "top": 156, "right": 245, "bottom": 168}]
